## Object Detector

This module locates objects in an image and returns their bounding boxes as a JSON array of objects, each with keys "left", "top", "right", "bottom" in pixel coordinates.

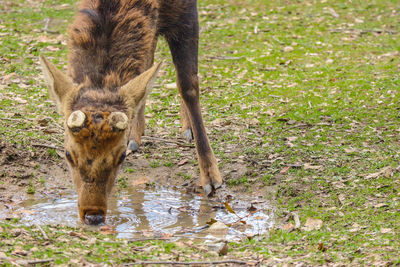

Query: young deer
[{"left": 40, "top": 0, "right": 222, "bottom": 225}]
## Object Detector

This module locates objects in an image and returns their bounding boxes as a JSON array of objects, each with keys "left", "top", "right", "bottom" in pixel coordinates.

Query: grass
[
  {"left": 0, "top": 0, "right": 400, "bottom": 265},
  {"left": 26, "top": 180, "right": 36, "bottom": 194}
]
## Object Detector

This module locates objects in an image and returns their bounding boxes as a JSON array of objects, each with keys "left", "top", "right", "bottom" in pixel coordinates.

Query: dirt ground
[{"left": 0, "top": 137, "right": 270, "bottom": 220}]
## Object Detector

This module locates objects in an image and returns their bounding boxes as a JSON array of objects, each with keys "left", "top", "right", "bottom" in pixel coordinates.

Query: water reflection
[{"left": 19, "top": 186, "right": 274, "bottom": 241}]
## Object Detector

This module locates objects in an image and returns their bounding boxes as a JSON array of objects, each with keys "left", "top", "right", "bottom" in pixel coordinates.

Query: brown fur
[
  {"left": 41, "top": 0, "right": 222, "bottom": 224},
  {"left": 68, "top": 0, "right": 158, "bottom": 89}
]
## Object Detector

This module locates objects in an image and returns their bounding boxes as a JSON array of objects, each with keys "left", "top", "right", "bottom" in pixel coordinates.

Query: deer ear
[
  {"left": 119, "top": 62, "right": 162, "bottom": 117},
  {"left": 39, "top": 55, "right": 74, "bottom": 114}
]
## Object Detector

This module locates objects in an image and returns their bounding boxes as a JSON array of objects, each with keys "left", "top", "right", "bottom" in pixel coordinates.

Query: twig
[
  {"left": 31, "top": 143, "right": 60, "bottom": 150},
  {"left": 124, "top": 259, "right": 249, "bottom": 266},
  {"left": 207, "top": 56, "right": 244, "bottom": 60},
  {"left": 182, "top": 241, "right": 208, "bottom": 252},
  {"left": 0, "top": 117, "right": 32, "bottom": 122},
  {"left": 175, "top": 235, "right": 217, "bottom": 240},
  {"left": 48, "top": 117, "right": 64, "bottom": 130},
  {"left": 127, "top": 234, "right": 219, "bottom": 242},
  {"left": 284, "top": 123, "right": 311, "bottom": 130},
  {"left": 285, "top": 122, "right": 332, "bottom": 130},
  {"left": 330, "top": 28, "right": 397, "bottom": 35},
  {"left": 142, "top": 136, "right": 194, "bottom": 148},
  {"left": 50, "top": 136, "right": 63, "bottom": 146},
  {"left": 127, "top": 237, "right": 171, "bottom": 243},
  {"left": 35, "top": 224, "right": 48, "bottom": 240},
  {"left": 25, "top": 258, "right": 54, "bottom": 265}
]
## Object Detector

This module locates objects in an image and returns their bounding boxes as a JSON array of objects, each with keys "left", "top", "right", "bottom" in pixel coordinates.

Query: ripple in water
[{"left": 19, "top": 186, "right": 274, "bottom": 241}]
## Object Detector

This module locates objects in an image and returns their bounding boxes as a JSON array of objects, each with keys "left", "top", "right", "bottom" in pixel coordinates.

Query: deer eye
[
  {"left": 118, "top": 152, "right": 126, "bottom": 165},
  {"left": 65, "top": 150, "right": 74, "bottom": 165}
]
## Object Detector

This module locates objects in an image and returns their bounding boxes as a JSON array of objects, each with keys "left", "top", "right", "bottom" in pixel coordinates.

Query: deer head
[{"left": 39, "top": 55, "right": 160, "bottom": 225}]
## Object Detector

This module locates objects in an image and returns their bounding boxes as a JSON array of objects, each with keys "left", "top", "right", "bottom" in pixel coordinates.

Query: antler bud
[
  {"left": 108, "top": 112, "right": 128, "bottom": 130},
  {"left": 67, "top": 110, "right": 86, "bottom": 129}
]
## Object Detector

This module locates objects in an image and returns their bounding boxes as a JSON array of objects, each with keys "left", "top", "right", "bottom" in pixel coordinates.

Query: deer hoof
[
  {"left": 127, "top": 141, "right": 139, "bottom": 153},
  {"left": 203, "top": 181, "right": 222, "bottom": 196},
  {"left": 203, "top": 184, "right": 213, "bottom": 196},
  {"left": 213, "top": 181, "right": 222, "bottom": 189},
  {"left": 182, "top": 129, "right": 193, "bottom": 142}
]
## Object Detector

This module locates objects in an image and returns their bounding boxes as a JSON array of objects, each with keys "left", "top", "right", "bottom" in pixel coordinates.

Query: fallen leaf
[
  {"left": 283, "top": 46, "right": 294, "bottom": 52},
  {"left": 280, "top": 166, "right": 290, "bottom": 174},
  {"left": 177, "top": 158, "right": 188, "bottom": 166},
  {"left": 355, "top": 18, "right": 364, "bottom": 24},
  {"left": 326, "top": 7, "right": 339, "bottom": 18},
  {"left": 161, "top": 233, "right": 174, "bottom": 239},
  {"left": 292, "top": 212, "right": 301, "bottom": 229},
  {"left": 304, "top": 163, "right": 323, "bottom": 170},
  {"left": 142, "top": 230, "right": 154, "bottom": 237},
  {"left": 286, "top": 141, "right": 294, "bottom": 148},
  {"left": 286, "top": 136, "right": 298, "bottom": 142},
  {"left": 35, "top": 115, "right": 51, "bottom": 127},
  {"left": 344, "top": 147, "right": 356, "bottom": 153},
  {"left": 206, "top": 218, "right": 217, "bottom": 226},
  {"left": 210, "top": 118, "right": 223, "bottom": 126},
  {"left": 12, "top": 248, "right": 28, "bottom": 256},
  {"left": 302, "top": 218, "right": 323, "bottom": 231},
  {"left": 166, "top": 82, "right": 177, "bottom": 89},
  {"left": 224, "top": 202, "right": 236, "bottom": 214},
  {"left": 247, "top": 204, "right": 257, "bottom": 212},
  {"left": 318, "top": 242, "right": 327, "bottom": 252},
  {"left": 99, "top": 225, "right": 117, "bottom": 235},
  {"left": 365, "top": 166, "right": 393, "bottom": 179},
  {"left": 350, "top": 223, "right": 360, "bottom": 232},
  {"left": 266, "top": 109, "right": 275, "bottom": 116},
  {"left": 206, "top": 242, "right": 229, "bottom": 256},
  {"left": 249, "top": 118, "right": 259, "bottom": 126},
  {"left": 374, "top": 203, "right": 389, "bottom": 208},
  {"left": 207, "top": 221, "right": 229, "bottom": 234},
  {"left": 246, "top": 234, "right": 257, "bottom": 240},
  {"left": 18, "top": 209, "right": 35, "bottom": 215},
  {"left": 218, "top": 242, "right": 229, "bottom": 255},
  {"left": 70, "top": 231, "right": 88, "bottom": 240},
  {"left": 282, "top": 222, "right": 294, "bottom": 231},
  {"left": 13, "top": 97, "right": 27, "bottom": 104},
  {"left": 131, "top": 176, "right": 150, "bottom": 186},
  {"left": 380, "top": 228, "right": 392, "bottom": 234}
]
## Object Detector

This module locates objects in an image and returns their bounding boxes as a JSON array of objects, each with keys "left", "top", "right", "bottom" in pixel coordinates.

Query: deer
[{"left": 39, "top": 0, "right": 222, "bottom": 225}]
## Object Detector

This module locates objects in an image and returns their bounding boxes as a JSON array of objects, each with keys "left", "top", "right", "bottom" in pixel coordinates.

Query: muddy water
[{"left": 19, "top": 187, "right": 274, "bottom": 241}]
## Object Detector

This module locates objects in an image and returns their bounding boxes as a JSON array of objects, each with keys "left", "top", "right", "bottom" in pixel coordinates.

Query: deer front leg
[
  {"left": 167, "top": 34, "right": 222, "bottom": 196},
  {"left": 181, "top": 82, "right": 222, "bottom": 195}
]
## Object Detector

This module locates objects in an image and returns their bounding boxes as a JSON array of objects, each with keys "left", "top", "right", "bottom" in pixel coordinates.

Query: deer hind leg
[
  {"left": 180, "top": 99, "right": 193, "bottom": 142},
  {"left": 128, "top": 103, "right": 146, "bottom": 152},
  {"left": 165, "top": 5, "right": 222, "bottom": 195},
  {"left": 127, "top": 39, "right": 158, "bottom": 153}
]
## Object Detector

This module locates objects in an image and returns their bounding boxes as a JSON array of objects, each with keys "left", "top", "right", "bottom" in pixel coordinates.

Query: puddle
[{"left": 18, "top": 186, "right": 274, "bottom": 241}]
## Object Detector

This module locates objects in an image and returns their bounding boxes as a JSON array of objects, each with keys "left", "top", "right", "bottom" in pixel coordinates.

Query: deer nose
[{"left": 84, "top": 213, "right": 105, "bottom": 225}]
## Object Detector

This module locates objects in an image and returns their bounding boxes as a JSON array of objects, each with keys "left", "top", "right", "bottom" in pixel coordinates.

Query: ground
[{"left": 0, "top": 0, "right": 400, "bottom": 265}]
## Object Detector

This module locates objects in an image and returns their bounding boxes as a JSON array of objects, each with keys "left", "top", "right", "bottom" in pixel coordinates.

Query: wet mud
[{"left": 0, "top": 140, "right": 274, "bottom": 241}]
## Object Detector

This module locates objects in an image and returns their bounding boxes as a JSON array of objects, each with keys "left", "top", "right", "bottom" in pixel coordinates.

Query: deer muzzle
[{"left": 79, "top": 206, "right": 107, "bottom": 225}]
